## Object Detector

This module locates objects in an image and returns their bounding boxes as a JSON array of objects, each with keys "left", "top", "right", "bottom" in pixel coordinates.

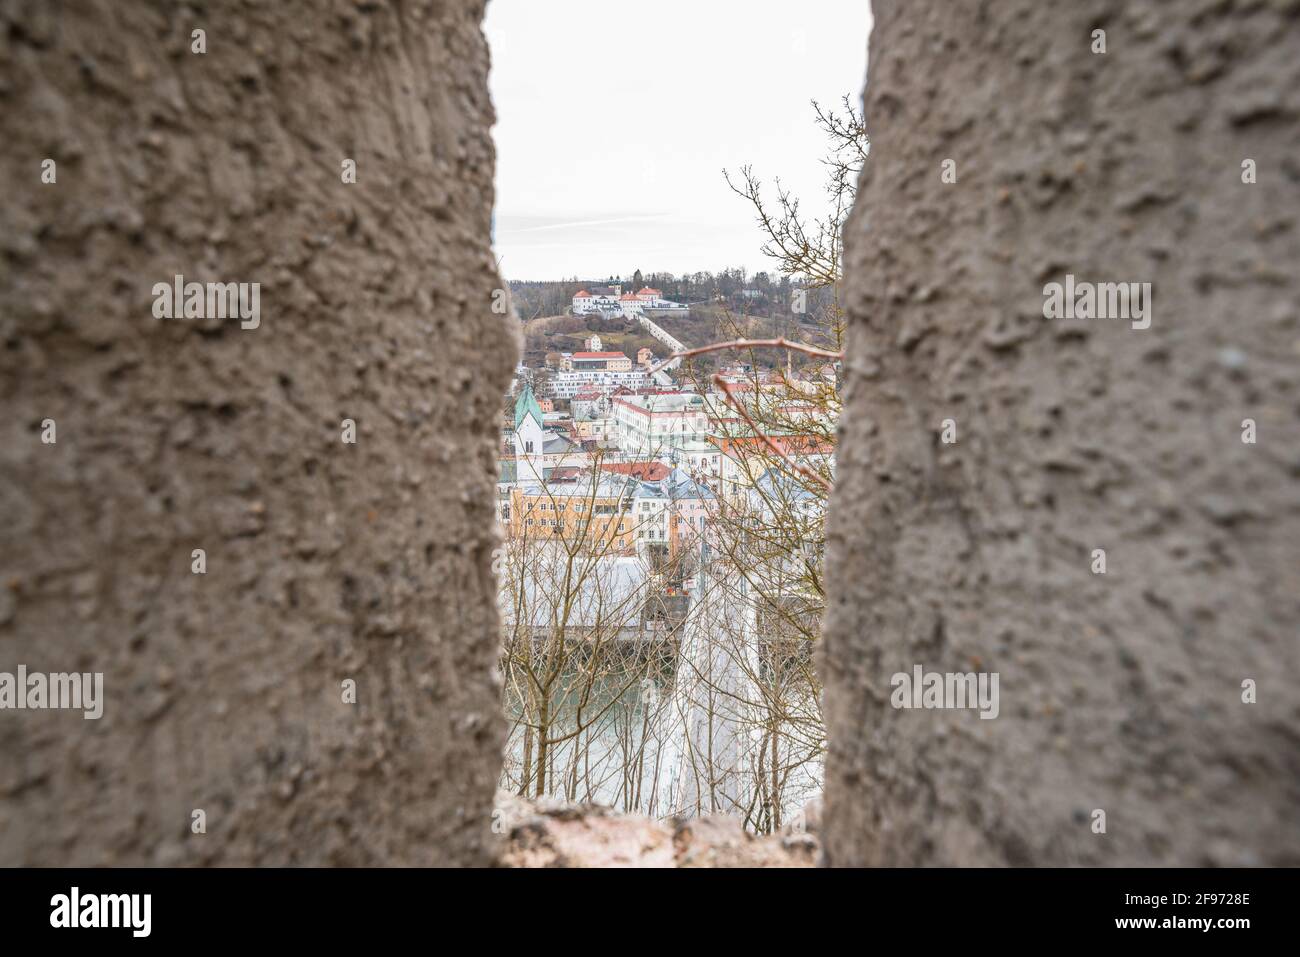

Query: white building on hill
[{"left": 573, "top": 284, "right": 688, "bottom": 318}]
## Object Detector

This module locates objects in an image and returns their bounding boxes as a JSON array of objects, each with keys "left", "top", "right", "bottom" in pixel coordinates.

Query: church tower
[{"left": 513, "top": 382, "right": 546, "bottom": 483}]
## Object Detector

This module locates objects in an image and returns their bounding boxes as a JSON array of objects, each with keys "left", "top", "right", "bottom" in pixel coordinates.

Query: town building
[
  {"left": 572, "top": 417, "right": 614, "bottom": 442},
  {"left": 612, "top": 392, "right": 711, "bottom": 456},
  {"left": 506, "top": 472, "right": 643, "bottom": 555},
  {"left": 630, "top": 466, "right": 714, "bottom": 558},
  {"left": 551, "top": 341, "right": 651, "bottom": 396},
  {"left": 571, "top": 390, "right": 609, "bottom": 421},
  {"left": 599, "top": 461, "right": 672, "bottom": 482},
  {"left": 498, "top": 547, "right": 666, "bottom": 643}
]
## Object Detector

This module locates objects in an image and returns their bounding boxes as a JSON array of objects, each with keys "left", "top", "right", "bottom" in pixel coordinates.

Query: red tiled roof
[
  {"left": 574, "top": 290, "right": 590, "bottom": 297},
  {"left": 601, "top": 462, "right": 672, "bottom": 481},
  {"left": 712, "top": 434, "right": 834, "bottom": 456},
  {"left": 573, "top": 351, "right": 626, "bottom": 359}
]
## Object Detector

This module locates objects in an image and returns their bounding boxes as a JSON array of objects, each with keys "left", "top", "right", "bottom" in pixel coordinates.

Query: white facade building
[
  {"left": 613, "top": 393, "right": 710, "bottom": 456},
  {"left": 670, "top": 439, "right": 722, "bottom": 478},
  {"left": 571, "top": 391, "right": 609, "bottom": 421},
  {"left": 547, "top": 336, "right": 649, "bottom": 397},
  {"left": 551, "top": 367, "right": 651, "bottom": 399}
]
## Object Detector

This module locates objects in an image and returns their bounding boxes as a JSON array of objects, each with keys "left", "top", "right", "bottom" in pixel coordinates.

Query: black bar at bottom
[{"left": 0, "top": 866, "right": 1279, "bottom": 944}]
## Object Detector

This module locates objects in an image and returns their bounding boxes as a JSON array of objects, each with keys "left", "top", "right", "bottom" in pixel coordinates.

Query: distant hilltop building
[{"left": 573, "top": 284, "right": 688, "bottom": 318}]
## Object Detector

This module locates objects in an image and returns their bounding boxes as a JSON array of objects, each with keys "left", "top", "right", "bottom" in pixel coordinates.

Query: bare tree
[
  {"left": 652, "top": 97, "right": 868, "bottom": 827},
  {"left": 497, "top": 450, "right": 693, "bottom": 809}
]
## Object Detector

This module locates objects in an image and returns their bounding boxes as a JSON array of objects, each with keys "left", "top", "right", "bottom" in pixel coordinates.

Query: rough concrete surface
[
  {"left": 822, "top": 0, "right": 1300, "bottom": 865},
  {"left": 0, "top": 0, "right": 516, "bottom": 864}
]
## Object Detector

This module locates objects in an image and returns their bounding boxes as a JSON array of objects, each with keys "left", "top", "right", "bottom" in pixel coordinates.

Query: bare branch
[
  {"left": 648, "top": 337, "right": 843, "bottom": 376},
  {"left": 712, "top": 375, "right": 833, "bottom": 493}
]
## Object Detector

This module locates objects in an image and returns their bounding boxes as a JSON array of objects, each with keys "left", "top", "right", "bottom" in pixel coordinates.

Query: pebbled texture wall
[
  {"left": 0, "top": 0, "right": 515, "bottom": 865},
  {"left": 822, "top": 0, "right": 1300, "bottom": 866}
]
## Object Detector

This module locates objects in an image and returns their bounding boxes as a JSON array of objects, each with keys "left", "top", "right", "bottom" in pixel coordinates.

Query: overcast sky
[{"left": 485, "top": 0, "right": 872, "bottom": 281}]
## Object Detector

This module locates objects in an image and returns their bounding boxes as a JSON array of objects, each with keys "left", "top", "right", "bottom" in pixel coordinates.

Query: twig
[
  {"left": 713, "top": 375, "right": 833, "bottom": 493},
  {"left": 647, "top": 337, "right": 843, "bottom": 376}
]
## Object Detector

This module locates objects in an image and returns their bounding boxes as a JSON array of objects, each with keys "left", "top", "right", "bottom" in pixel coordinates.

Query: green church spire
[{"left": 514, "top": 382, "right": 543, "bottom": 430}]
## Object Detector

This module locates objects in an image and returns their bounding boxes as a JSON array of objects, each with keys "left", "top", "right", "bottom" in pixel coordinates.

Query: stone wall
[
  {"left": 0, "top": 0, "right": 515, "bottom": 865},
  {"left": 822, "top": 0, "right": 1300, "bottom": 866}
]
